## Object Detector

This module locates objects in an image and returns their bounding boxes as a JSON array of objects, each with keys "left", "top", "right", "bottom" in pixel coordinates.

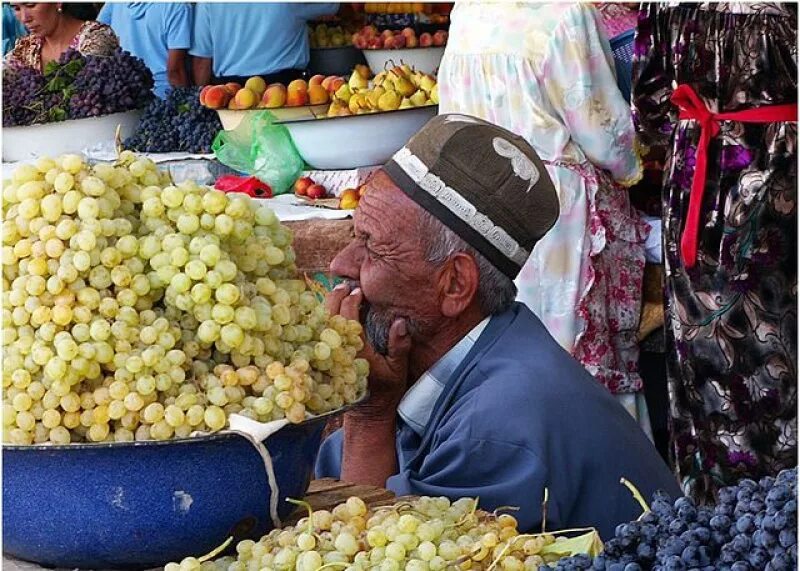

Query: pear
[
  {"left": 419, "top": 74, "right": 437, "bottom": 94},
  {"left": 348, "top": 69, "right": 368, "bottom": 91},
  {"left": 410, "top": 89, "right": 428, "bottom": 107},
  {"left": 378, "top": 90, "right": 401, "bottom": 111},
  {"left": 382, "top": 76, "right": 396, "bottom": 92},
  {"left": 430, "top": 84, "right": 439, "bottom": 105},
  {"left": 367, "top": 86, "right": 386, "bottom": 109},
  {"left": 349, "top": 93, "right": 367, "bottom": 115},
  {"left": 399, "top": 97, "right": 413, "bottom": 109},
  {"left": 394, "top": 76, "right": 415, "bottom": 98},
  {"left": 374, "top": 71, "right": 388, "bottom": 87},
  {"left": 335, "top": 83, "right": 352, "bottom": 103},
  {"left": 400, "top": 63, "right": 414, "bottom": 77}
]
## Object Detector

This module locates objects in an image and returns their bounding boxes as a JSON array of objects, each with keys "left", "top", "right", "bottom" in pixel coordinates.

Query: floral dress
[
  {"left": 438, "top": 1, "right": 652, "bottom": 431},
  {"left": 632, "top": 2, "right": 797, "bottom": 502},
  {"left": 5, "top": 20, "right": 118, "bottom": 70}
]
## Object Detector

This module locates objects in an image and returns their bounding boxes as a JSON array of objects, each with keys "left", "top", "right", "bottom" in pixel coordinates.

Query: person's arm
[
  {"left": 189, "top": 3, "right": 213, "bottom": 85},
  {"left": 325, "top": 284, "right": 411, "bottom": 488},
  {"left": 164, "top": 4, "right": 193, "bottom": 88},
  {"left": 167, "top": 49, "right": 190, "bottom": 88},
  {"left": 543, "top": 4, "right": 642, "bottom": 186},
  {"left": 192, "top": 57, "right": 212, "bottom": 86}
]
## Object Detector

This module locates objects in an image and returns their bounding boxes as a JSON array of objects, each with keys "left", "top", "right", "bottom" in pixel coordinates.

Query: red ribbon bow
[{"left": 669, "top": 84, "right": 797, "bottom": 268}]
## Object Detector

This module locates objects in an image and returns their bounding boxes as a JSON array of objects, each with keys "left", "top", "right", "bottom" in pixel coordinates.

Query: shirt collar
[{"left": 397, "top": 317, "right": 490, "bottom": 436}]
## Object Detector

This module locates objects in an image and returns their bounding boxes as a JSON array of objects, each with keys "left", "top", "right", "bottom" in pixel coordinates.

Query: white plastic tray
[{"left": 362, "top": 46, "right": 445, "bottom": 75}]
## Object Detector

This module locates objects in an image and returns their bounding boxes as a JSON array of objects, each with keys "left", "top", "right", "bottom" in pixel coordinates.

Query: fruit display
[
  {"left": 309, "top": 23, "right": 351, "bottom": 49},
  {"left": 124, "top": 87, "right": 223, "bottom": 154},
  {"left": 199, "top": 75, "right": 343, "bottom": 111},
  {"left": 2, "top": 48, "right": 153, "bottom": 128},
  {"left": 549, "top": 468, "right": 798, "bottom": 571},
  {"left": 1, "top": 152, "right": 369, "bottom": 445},
  {"left": 294, "top": 177, "right": 330, "bottom": 200},
  {"left": 352, "top": 25, "right": 448, "bottom": 49},
  {"left": 327, "top": 64, "right": 438, "bottom": 116},
  {"left": 168, "top": 494, "right": 602, "bottom": 571}
]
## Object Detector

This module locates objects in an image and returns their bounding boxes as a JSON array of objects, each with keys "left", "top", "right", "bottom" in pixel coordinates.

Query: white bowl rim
[{"left": 276, "top": 103, "right": 438, "bottom": 125}]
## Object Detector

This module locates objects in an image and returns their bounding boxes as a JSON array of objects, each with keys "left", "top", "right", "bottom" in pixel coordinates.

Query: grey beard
[{"left": 364, "top": 304, "right": 394, "bottom": 356}]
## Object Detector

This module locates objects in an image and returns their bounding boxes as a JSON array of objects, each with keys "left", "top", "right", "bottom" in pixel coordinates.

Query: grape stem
[
  {"left": 197, "top": 535, "right": 233, "bottom": 562},
  {"left": 286, "top": 497, "right": 315, "bottom": 536},
  {"left": 314, "top": 563, "right": 349, "bottom": 571},
  {"left": 541, "top": 487, "right": 549, "bottom": 533},
  {"left": 620, "top": 477, "right": 651, "bottom": 517}
]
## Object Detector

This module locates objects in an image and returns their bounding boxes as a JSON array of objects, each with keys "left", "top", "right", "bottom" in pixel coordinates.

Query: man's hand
[{"left": 325, "top": 283, "right": 412, "bottom": 418}]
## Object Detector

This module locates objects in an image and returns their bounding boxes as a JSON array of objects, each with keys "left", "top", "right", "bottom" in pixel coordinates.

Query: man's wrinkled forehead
[{"left": 354, "top": 170, "right": 421, "bottom": 232}]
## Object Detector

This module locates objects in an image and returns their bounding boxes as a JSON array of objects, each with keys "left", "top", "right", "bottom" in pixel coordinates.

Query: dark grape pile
[
  {"left": 68, "top": 48, "right": 153, "bottom": 118},
  {"left": 544, "top": 468, "right": 797, "bottom": 571},
  {"left": 123, "top": 86, "right": 222, "bottom": 153},
  {"left": 2, "top": 48, "right": 152, "bottom": 127}
]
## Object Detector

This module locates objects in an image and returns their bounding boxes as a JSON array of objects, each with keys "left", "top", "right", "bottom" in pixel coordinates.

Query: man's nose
[{"left": 330, "top": 240, "right": 363, "bottom": 280}]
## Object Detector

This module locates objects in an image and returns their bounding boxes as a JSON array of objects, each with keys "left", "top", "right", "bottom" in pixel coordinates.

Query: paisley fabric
[
  {"left": 632, "top": 2, "right": 798, "bottom": 502},
  {"left": 6, "top": 21, "right": 118, "bottom": 70},
  {"left": 439, "top": 1, "right": 649, "bottom": 397}
]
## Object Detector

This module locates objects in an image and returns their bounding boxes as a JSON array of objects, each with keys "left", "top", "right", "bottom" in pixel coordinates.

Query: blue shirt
[
  {"left": 98, "top": 2, "right": 193, "bottom": 98},
  {"left": 3, "top": 5, "right": 27, "bottom": 55},
  {"left": 189, "top": 3, "right": 338, "bottom": 78},
  {"left": 316, "top": 303, "right": 681, "bottom": 539}
]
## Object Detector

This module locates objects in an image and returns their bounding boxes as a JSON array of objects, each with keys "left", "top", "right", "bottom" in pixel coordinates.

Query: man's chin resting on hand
[{"left": 315, "top": 114, "right": 680, "bottom": 540}]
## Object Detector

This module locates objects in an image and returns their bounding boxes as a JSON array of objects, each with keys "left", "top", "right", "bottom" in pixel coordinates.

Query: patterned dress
[
  {"left": 5, "top": 20, "right": 118, "bottom": 70},
  {"left": 438, "top": 2, "right": 651, "bottom": 426},
  {"left": 632, "top": 2, "right": 797, "bottom": 502}
]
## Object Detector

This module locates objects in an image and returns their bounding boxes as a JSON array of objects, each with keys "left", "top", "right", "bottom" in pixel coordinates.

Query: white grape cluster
[
  {"left": 168, "top": 496, "right": 566, "bottom": 571},
  {"left": 2, "top": 152, "right": 368, "bottom": 445}
]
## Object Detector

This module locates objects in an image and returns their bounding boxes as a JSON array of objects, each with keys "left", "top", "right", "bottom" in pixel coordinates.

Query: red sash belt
[{"left": 669, "top": 84, "right": 797, "bottom": 268}]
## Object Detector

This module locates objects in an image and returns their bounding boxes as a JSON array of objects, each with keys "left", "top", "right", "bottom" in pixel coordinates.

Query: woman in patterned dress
[
  {"left": 438, "top": 2, "right": 652, "bottom": 431},
  {"left": 632, "top": 2, "right": 797, "bottom": 502},
  {"left": 6, "top": 3, "right": 117, "bottom": 70}
]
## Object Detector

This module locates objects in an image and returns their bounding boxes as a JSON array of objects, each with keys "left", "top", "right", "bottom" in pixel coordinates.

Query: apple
[
  {"left": 306, "top": 184, "right": 327, "bottom": 200},
  {"left": 339, "top": 188, "right": 360, "bottom": 210},
  {"left": 294, "top": 176, "right": 314, "bottom": 196}
]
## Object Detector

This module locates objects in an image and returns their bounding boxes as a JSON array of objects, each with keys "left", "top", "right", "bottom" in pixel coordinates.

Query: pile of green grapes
[
  {"left": 168, "top": 495, "right": 572, "bottom": 571},
  {"left": 2, "top": 152, "right": 368, "bottom": 445}
]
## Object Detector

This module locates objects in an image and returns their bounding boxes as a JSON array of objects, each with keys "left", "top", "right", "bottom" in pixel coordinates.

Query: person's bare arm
[
  {"left": 326, "top": 285, "right": 410, "bottom": 487},
  {"left": 192, "top": 56, "right": 212, "bottom": 86},
  {"left": 167, "top": 49, "right": 190, "bottom": 88}
]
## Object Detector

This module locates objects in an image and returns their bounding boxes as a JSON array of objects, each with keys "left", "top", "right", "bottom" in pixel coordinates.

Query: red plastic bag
[{"left": 214, "top": 175, "right": 273, "bottom": 199}]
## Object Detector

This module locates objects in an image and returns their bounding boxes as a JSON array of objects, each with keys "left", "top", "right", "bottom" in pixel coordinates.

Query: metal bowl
[
  {"left": 2, "top": 406, "right": 349, "bottom": 569},
  {"left": 2, "top": 110, "right": 142, "bottom": 163},
  {"left": 279, "top": 105, "right": 438, "bottom": 170},
  {"left": 362, "top": 47, "right": 445, "bottom": 75},
  {"left": 216, "top": 105, "right": 329, "bottom": 131}
]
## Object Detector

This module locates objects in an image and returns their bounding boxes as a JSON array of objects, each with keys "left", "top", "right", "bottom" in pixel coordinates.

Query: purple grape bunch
[
  {"left": 124, "top": 86, "right": 223, "bottom": 153},
  {"left": 544, "top": 468, "right": 797, "bottom": 571},
  {"left": 2, "top": 48, "right": 153, "bottom": 127}
]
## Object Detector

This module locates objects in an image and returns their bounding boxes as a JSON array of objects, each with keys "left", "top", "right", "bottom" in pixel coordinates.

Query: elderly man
[{"left": 316, "top": 115, "right": 679, "bottom": 539}]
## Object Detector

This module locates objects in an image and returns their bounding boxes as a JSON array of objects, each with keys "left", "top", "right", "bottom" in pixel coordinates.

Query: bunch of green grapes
[
  {"left": 2, "top": 152, "right": 368, "bottom": 445},
  {"left": 168, "top": 495, "right": 568, "bottom": 571}
]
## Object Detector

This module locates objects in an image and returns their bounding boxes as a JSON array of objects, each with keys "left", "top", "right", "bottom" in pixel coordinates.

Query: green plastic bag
[{"left": 212, "top": 111, "right": 304, "bottom": 195}]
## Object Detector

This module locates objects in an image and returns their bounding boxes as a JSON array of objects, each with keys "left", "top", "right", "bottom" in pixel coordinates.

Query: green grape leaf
[
  {"left": 48, "top": 107, "right": 67, "bottom": 122},
  {"left": 539, "top": 530, "right": 604, "bottom": 558}
]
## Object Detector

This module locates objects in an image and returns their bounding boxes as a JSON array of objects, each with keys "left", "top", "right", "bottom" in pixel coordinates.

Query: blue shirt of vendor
[
  {"left": 98, "top": 2, "right": 193, "bottom": 99},
  {"left": 316, "top": 302, "right": 681, "bottom": 540},
  {"left": 189, "top": 3, "right": 339, "bottom": 78}
]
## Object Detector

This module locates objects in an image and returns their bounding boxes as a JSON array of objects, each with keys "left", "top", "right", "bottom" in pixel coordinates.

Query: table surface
[{"left": 3, "top": 480, "right": 396, "bottom": 571}]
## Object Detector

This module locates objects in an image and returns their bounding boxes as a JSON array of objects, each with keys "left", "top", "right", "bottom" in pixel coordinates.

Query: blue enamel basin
[{"left": 2, "top": 413, "right": 333, "bottom": 569}]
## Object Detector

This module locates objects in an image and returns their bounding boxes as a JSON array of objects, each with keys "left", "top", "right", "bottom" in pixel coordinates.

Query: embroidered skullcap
[{"left": 383, "top": 114, "right": 559, "bottom": 279}]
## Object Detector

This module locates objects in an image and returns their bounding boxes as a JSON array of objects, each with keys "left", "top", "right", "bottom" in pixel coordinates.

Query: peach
[
  {"left": 327, "top": 77, "right": 345, "bottom": 94},
  {"left": 406, "top": 35, "right": 418, "bottom": 48},
  {"left": 286, "top": 83, "right": 309, "bottom": 107},
  {"left": 234, "top": 87, "right": 258, "bottom": 110},
  {"left": 260, "top": 83, "right": 287, "bottom": 108},
  {"left": 381, "top": 29, "right": 394, "bottom": 41},
  {"left": 355, "top": 64, "right": 371, "bottom": 80},
  {"left": 244, "top": 76, "right": 267, "bottom": 96},
  {"left": 306, "top": 184, "right": 327, "bottom": 200},
  {"left": 224, "top": 82, "right": 242, "bottom": 96},
  {"left": 401, "top": 27, "right": 416, "bottom": 39},
  {"left": 308, "top": 74, "right": 326, "bottom": 88},
  {"left": 204, "top": 86, "right": 231, "bottom": 110},
  {"left": 199, "top": 85, "right": 212, "bottom": 106},
  {"left": 433, "top": 30, "right": 448, "bottom": 46},
  {"left": 308, "top": 84, "right": 329, "bottom": 105},
  {"left": 339, "top": 188, "right": 360, "bottom": 210},
  {"left": 294, "top": 176, "right": 314, "bottom": 196},
  {"left": 362, "top": 25, "right": 378, "bottom": 38},
  {"left": 419, "top": 32, "right": 433, "bottom": 47}
]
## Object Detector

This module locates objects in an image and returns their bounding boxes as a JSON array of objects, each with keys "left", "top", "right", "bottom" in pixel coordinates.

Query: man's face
[{"left": 330, "top": 171, "right": 441, "bottom": 354}]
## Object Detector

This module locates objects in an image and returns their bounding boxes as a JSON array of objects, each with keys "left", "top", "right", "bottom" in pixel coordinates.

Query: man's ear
[{"left": 438, "top": 252, "right": 480, "bottom": 318}]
